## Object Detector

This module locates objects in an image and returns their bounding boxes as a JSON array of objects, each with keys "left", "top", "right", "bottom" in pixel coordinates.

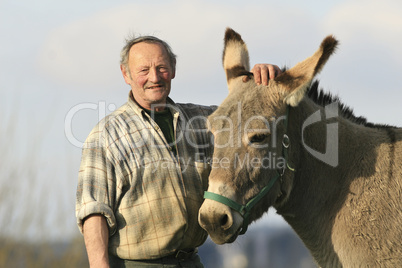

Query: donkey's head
[{"left": 198, "top": 28, "right": 338, "bottom": 244}]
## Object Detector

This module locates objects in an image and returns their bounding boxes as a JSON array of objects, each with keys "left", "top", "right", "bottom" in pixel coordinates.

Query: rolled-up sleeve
[{"left": 75, "top": 124, "right": 117, "bottom": 236}]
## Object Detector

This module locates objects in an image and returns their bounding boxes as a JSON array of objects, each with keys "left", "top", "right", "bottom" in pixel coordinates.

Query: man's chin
[
  {"left": 147, "top": 91, "right": 170, "bottom": 104},
  {"left": 131, "top": 88, "right": 171, "bottom": 110}
]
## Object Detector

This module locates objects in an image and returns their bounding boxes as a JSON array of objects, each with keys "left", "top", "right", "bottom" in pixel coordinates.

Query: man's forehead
[
  {"left": 130, "top": 42, "right": 168, "bottom": 57},
  {"left": 128, "top": 42, "right": 170, "bottom": 66}
]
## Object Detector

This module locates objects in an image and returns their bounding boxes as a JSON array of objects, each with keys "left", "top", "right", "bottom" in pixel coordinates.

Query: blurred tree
[{"left": 0, "top": 102, "right": 88, "bottom": 267}]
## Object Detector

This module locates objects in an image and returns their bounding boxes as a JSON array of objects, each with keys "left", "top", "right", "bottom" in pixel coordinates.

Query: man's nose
[{"left": 148, "top": 68, "right": 161, "bottom": 83}]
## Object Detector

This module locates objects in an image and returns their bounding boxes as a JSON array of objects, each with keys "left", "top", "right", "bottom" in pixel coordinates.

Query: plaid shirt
[{"left": 76, "top": 93, "right": 216, "bottom": 260}]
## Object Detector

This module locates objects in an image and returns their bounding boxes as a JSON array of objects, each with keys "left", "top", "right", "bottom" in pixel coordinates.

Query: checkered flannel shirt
[{"left": 76, "top": 94, "right": 216, "bottom": 260}]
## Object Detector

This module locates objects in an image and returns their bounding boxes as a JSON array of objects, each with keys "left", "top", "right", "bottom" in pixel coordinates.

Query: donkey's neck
[{"left": 275, "top": 98, "right": 392, "bottom": 266}]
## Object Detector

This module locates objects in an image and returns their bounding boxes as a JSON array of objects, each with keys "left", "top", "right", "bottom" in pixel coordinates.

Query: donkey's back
[{"left": 330, "top": 126, "right": 402, "bottom": 266}]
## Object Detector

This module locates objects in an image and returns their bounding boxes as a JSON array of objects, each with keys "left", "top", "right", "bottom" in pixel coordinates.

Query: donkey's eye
[{"left": 249, "top": 133, "right": 268, "bottom": 143}]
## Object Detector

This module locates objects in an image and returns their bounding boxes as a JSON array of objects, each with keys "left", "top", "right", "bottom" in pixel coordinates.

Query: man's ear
[
  {"left": 171, "top": 59, "right": 176, "bottom": 79},
  {"left": 120, "top": 64, "right": 131, "bottom": 85}
]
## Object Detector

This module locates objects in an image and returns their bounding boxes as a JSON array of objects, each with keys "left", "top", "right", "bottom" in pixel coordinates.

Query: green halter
[{"left": 203, "top": 105, "right": 295, "bottom": 235}]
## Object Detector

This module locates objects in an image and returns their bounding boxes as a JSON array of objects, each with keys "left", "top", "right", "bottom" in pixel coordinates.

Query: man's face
[{"left": 121, "top": 42, "right": 175, "bottom": 110}]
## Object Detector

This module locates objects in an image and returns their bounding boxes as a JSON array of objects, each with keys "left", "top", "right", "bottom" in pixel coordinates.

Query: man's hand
[{"left": 251, "top": 64, "right": 282, "bottom": 86}]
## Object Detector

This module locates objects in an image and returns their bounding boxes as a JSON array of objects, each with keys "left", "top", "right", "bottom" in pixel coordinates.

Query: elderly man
[{"left": 76, "top": 35, "right": 281, "bottom": 268}]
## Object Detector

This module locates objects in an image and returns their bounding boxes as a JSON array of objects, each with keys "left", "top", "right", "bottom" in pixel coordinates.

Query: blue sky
[{"left": 1, "top": 0, "right": 401, "bottom": 241}]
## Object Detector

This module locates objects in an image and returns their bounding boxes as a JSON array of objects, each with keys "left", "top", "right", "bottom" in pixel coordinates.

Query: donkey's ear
[
  {"left": 222, "top": 28, "right": 251, "bottom": 92},
  {"left": 275, "top": 36, "right": 338, "bottom": 106}
]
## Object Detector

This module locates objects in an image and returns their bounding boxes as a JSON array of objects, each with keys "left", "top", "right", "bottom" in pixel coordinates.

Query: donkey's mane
[{"left": 306, "top": 80, "right": 395, "bottom": 129}]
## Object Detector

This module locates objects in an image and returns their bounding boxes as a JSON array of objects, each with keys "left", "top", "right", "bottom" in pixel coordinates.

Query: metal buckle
[{"left": 282, "top": 134, "right": 290, "bottom": 148}]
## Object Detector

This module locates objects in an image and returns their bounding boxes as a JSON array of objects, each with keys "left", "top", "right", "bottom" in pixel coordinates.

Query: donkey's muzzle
[{"left": 198, "top": 198, "right": 243, "bottom": 244}]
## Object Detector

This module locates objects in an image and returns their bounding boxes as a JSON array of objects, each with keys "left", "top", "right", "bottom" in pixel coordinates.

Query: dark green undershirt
[{"left": 143, "top": 108, "right": 177, "bottom": 155}]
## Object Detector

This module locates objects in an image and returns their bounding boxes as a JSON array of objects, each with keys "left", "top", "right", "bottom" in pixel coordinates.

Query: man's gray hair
[{"left": 120, "top": 35, "right": 177, "bottom": 70}]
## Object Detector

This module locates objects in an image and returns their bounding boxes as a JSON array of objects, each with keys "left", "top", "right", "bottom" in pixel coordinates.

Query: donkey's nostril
[{"left": 220, "top": 214, "right": 231, "bottom": 229}]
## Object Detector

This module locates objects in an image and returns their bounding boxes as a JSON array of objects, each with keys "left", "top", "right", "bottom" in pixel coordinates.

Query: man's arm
[{"left": 83, "top": 215, "right": 110, "bottom": 268}]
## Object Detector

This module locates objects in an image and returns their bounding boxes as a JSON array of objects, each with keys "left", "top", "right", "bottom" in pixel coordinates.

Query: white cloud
[
  {"left": 37, "top": 0, "right": 315, "bottom": 97},
  {"left": 324, "top": 0, "right": 402, "bottom": 59},
  {"left": 37, "top": 0, "right": 401, "bottom": 124},
  {"left": 318, "top": 0, "right": 402, "bottom": 125},
  {"left": 327, "top": 0, "right": 402, "bottom": 33}
]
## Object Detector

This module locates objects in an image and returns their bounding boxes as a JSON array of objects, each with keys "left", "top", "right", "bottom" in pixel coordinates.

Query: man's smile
[{"left": 146, "top": 84, "right": 165, "bottom": 90}]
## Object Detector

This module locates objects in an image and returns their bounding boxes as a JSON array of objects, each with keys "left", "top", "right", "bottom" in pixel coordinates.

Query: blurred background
[{"left": 1, "top": 0, "right": 401, "bottom": 267}]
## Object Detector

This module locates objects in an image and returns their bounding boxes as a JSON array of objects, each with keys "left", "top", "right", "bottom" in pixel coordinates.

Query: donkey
[{"left": 198, "top": 28, "right": 402, "bottom": 267}]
